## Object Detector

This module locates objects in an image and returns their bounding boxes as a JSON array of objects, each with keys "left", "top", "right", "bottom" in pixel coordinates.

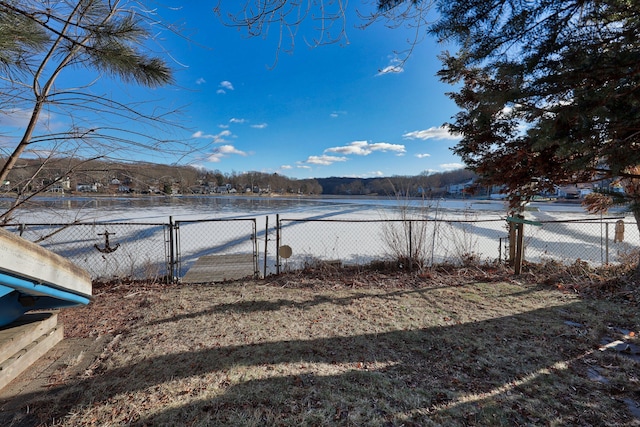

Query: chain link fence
[
  {"left": 274, "top": 217, "right": 639, "bottom": 272},
  {"left": 2, "top": 222, "right": 170, "bottom": 281},
  {"left": 524, "top": 218, "right": 639, "bottom": 266},
  {"left": 3, "top": 215, "right": 638, "bottom": 283},
  {"left": 275, "top": 218, "right": 509, "bottom": 271}
]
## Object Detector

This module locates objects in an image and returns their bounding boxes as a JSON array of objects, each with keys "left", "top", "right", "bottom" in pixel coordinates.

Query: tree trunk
[
  {"left": 632, "top": 208, "right": 640, "bottom": 279},
  {"left": 0, "top": 99, "right": 43, "bottom": 186}
]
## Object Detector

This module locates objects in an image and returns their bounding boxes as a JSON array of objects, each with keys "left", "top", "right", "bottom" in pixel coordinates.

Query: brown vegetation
[{"left": 2, "top": 264, "right": 639, "bottom": 426}]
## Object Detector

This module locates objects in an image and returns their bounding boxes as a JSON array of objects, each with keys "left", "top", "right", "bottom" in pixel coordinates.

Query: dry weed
[{"left": 1, "top": 267, "right": 639, "bottom": 426}]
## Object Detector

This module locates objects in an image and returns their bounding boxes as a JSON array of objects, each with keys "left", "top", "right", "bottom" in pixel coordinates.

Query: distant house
[
  {"left": 557, "top": 184, "right": 593, "bottom": 199},
  {"left": 60, "top": 177, "right": 71, "bottom": 191},
  {"left": 108, "top": 178, "right": 133, "bottom": 193},
  {"left": 76, "top": 183, "right": 99, "bottom": 192},
  {"left": 215, "top": 184, "right": 233, "bottom": 194},
  {"left": 41, "top": 176, "right": 71, "bottom": 193},
  {"left": 47, "top": 186, "right": 65, "bottom": 193},
  {"left": 448, "top": 179, "right": 474, "bottom": 195},
  {"left": 188, "top": 185, "right": 209, "bottom": 194}
]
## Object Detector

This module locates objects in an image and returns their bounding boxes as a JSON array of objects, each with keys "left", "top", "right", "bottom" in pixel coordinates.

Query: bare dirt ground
[{"left": 1, "top": 263, "right": 639, "bottom": 426}]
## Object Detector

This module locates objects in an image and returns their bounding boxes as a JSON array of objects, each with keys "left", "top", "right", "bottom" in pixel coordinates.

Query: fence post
[
  {"left": 605, "top": 222, "right": 609, "bottom": 265},
  {"left": 168, "top": 216, "right": 175, "bottom": 283},
  {"left": 252, "top": 219, "right": 259, "bottom": 278},
  {"left": 276, "top": 214, "right": 281, "bottom": 275},
  {"left": 508, "top": 221, "right": 516, "bottom": 266},
  {"left": 514, "top": 219, "right": 525, "bottom": 275},
  {"left": 264, "top": 216, "right": 269, "bottom": 277}
]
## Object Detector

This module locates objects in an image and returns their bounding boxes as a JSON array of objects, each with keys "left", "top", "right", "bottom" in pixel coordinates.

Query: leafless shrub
[{"left": 380, "top": 198, "right": 438, "bottom": 269}]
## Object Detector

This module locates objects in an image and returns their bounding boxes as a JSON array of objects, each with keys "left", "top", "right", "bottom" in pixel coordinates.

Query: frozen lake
[{"left": 0, "top": 194, "right": 599, "bottom": 223}]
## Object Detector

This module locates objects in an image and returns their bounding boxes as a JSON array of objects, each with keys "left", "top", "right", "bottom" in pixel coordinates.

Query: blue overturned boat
[{"left": 0, "top": 227, "right": 92, "bottom": 327}]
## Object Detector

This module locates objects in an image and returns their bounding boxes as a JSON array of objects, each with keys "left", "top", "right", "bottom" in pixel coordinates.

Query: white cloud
[
  {"left": 0, "top": 108, "right": 55, "bottom": 129},
  {"left": 325, "top": 141, "right": 406, "bottom": 156},
  {"left": 193, "top": 129, "right": 232, "bottom": 143},
  {"left": 214, "top": 130, "right": 232, "bottom": 143},
  {"left": 402, "top": 126, "right": 461, "bottom": 141},
  {"left": 217, "top": 80, "right": 235, "bottom": 94},
  {"left": 369, "top": 142, "right": 406, "bottom": 154},
  {"left": 415, "top": 153, "right": 431, "bottom": 159},
  {"left": 195, "top": 77, "right": 206, "bottom": 85},
  {"left": 208, "top": 144, "right": 247, "bottom": 162},
  {"left": 229, "top": 118, "right": 246, "bottom": 124},
  {"left": 280, "top": 165, "right": 292, "bottom": 170},
  {"left": 1, "top": 109, "right": 32, "bottom": 127},
  {"left": 440, "top": 163, "right": 465, "bottom": 171},
  {"left": 330, "top": 110, "right": 347, "bottom": 119},
  {"left": 305, "top": 155, "right": 348, "bottom": 166},
  {"left": 218, "top": 145, "right": 245, "bottom": 155},
  {"left": 325, "top": 141, "right": 371, "bottom": 156},
  {"left": 376, "top": 57, "right": 404, "bottom": 76},
  {"left": 297, "top": 164, "right": 312, "bottom": 170},
  {"left": 378, "top": 65, "right": 403, "bottom": 75},
  {"left": 251, "top": 123, "right": 268, "bottom": 129},
  {"left": 220, "top": 81, "right": 234, "bottom": 90}
]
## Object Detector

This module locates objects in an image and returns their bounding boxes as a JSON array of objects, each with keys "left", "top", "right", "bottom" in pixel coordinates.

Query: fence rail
[{"left": 2, "top": 215, "right": 637, "bottom": 282}]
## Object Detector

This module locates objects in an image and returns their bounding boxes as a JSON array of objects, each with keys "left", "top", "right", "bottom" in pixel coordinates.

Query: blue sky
[
  {"left": 3, "top": 2, "right": 465, "bottom": 180},
  {"left": 160, "top": 3, "right": 464, "bottom": 179}
]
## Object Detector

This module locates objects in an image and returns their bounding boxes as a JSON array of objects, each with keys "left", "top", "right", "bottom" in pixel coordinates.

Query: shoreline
[{"left": 0, "top": 191, "right": 584, "bottom": 204}]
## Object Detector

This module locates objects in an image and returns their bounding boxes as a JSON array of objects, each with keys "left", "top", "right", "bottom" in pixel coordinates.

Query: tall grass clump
[{"left": 380, "top": 195, "right": 440, "bottom": 270}]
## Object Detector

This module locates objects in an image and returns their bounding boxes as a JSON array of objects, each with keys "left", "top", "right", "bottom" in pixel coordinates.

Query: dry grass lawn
[{"left": 1, "top": 266, "right": 639, "bottom": 426}]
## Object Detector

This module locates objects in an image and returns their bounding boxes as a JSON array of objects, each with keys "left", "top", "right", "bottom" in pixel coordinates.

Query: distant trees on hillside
[
  {"left": 317, "top": 169, "right": 477, "bottom": 197},
  {"left": 0, "top": 159, "right": 326, "bottom": 196},
  {"left": 0, "top": 157, "right": 475, "bottom": 199}
]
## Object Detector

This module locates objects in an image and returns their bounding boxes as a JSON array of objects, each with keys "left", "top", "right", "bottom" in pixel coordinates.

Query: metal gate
[{"left": 174, "top": 218, "right": 259, "bottom": 283}]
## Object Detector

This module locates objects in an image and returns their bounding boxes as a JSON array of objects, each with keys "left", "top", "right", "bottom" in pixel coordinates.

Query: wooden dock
[
  {"left": 182, "top": 253, "right": 257, "bottom": 283},
  {"left": 0, "top": 312, "right": 62, "bottom": 391}
]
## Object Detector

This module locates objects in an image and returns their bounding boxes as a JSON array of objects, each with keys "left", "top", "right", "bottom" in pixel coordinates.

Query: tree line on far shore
[{"left": 1, "top": 157, "right": 476, "bottom": 198}]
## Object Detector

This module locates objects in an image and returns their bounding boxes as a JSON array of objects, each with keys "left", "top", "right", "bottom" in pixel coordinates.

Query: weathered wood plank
[
  {"left": 0, "top": 313, "right": 58, "bottom": 363},
  {"left": 0, "top": 313, "right": 63, "bottom": 391},
  {"left": 182, "top": 254, "right": 256, "bottom": 283}
]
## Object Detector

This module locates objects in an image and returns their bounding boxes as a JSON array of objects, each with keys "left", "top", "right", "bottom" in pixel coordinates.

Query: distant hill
[
  {"left": 1, "top": 157, "right": 476, "bottom": 197},
  {"left": 316, "top": 169, "right": 477, "bottom": 197}
]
